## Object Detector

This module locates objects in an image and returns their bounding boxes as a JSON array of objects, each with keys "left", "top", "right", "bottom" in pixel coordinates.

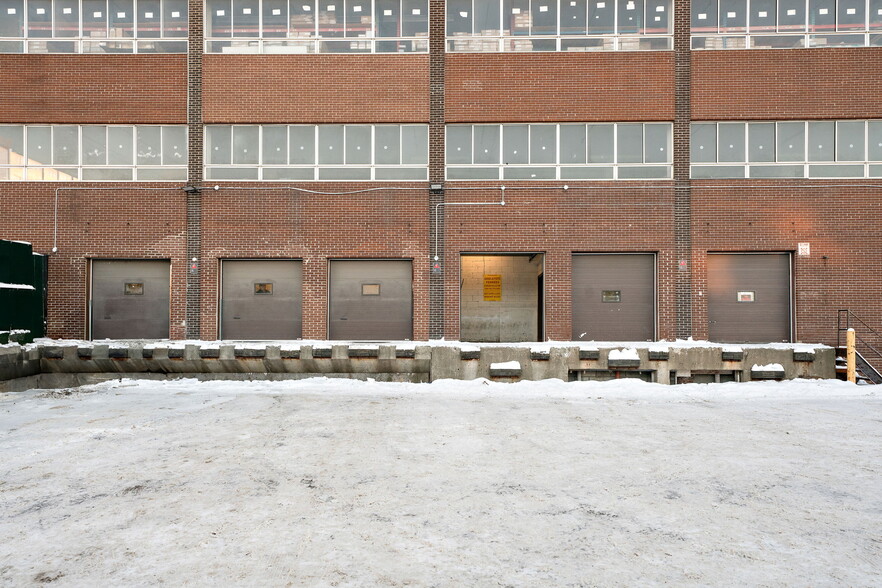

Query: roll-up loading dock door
[
  {"left": 221, "top": 260, "right": 303, "bottom": 340},
  {"left": 707, "top": 253, "right": 791, "bottom": 343},
  {"left": 90, "top": 260, "right": 170, "bottom": 339},
  {"left": 329, "top": 260, "right": 413, "bottom": 340},
  {"left": 571, "top": 254, "right": 655, "bottom": 341}
]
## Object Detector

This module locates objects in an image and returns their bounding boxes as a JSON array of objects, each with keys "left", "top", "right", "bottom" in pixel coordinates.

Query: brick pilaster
[
  {"left": 674, "top": 0, "right": 692, "bottom": 339},
  {"left": 428, "top": 0, "right": 445, "bottom": 339},
  {"left": 186, "top": 0, "right": 203, "bottom": 339}
]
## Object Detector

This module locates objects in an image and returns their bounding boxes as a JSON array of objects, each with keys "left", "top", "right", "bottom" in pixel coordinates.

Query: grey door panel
[
  {"left": 571, "top": 254, "right": 655, "bottom": 341},
  {"left": 221, "top": 260, "right": 303, "bottom": 340},
  {"left": 707, "top": 253, "right": 791, "bottom": 343},
  {"left": 91, "top": 260, "right": 170, "bottom": 339},
  {"left": 329, "top": 260, "right": 412, "bottom": 340}
]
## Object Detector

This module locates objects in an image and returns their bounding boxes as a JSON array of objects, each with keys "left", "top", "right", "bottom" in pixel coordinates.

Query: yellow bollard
[{"left": 847, "top": 328, "right": 856, "bottom": 384}]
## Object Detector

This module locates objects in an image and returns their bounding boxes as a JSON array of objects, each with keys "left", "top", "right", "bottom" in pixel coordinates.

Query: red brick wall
[
  {"left": 691, "top": 180, "right": 882, "bottom": 346},
  {"left": 0, "top": 56, "right": 187, "bottom": 124},
  {"left": 692, "top": 49, "right": 882, "bottom": 120},
  {"left": 203, "top": 55, "right": 430, "bottom": 123},
  {"left": 438, "top": 183, "right": 678, "bottom": 341},
  {"left": 0, "top": 184, "right": 188, "bottom": 338},
  {"left": 446, "top": 53, "right": 675, "bottom": 123},
  {"left": 200, "top": 183, "right": 430, "bottom": 339}
]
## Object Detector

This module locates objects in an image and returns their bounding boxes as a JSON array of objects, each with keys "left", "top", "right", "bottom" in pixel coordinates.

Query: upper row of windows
[
  {"left": 1, "top": 0, "right": 881, "bottom": 53},
  {"left": 2, "top": 122, "right": 881, "bottom": 181}
]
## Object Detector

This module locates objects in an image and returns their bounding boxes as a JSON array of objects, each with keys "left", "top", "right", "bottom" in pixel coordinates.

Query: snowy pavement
[{"left": 1, "top": 378, "right": 880, "bottom": 587}]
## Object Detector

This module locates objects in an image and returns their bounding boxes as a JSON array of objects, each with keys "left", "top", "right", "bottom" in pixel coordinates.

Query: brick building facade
[{"left": 1, "top": 0, "right": 880, "bottom": 348}]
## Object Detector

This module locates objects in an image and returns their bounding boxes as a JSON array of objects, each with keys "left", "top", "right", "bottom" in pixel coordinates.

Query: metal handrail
[{"left": 837, "top": 309, "right": 882, "bottom": 363}]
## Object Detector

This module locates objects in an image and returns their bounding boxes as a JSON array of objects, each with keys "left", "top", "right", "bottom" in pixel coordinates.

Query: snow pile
[
  {"left": 609, "top": 347, "right": 639, "bottom": 360},
  {"left": 0, "top": 282, "right": 35, "bottom": 291},
  {"left": 752, "top": 363, "right": 785, "bottom": 372},
  {"left": 490, "top": 360, "right": 520, "bottom": 370}
]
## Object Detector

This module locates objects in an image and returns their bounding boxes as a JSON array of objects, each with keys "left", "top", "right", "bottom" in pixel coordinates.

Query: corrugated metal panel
[
  {"left": 707, "top": 253, "right": 791, "bottom": 343},
  {"left": 91, "top": 260, "right": 170, "bottom": 339},
  {"left": 221, "top": 260, "right": 302, "bottom": 340},
  {"left": 329, "top": 260, "right": 412, "bottom": 340},
  {"left": 571, "top": 254, "right": 655, "bottom": 341}
]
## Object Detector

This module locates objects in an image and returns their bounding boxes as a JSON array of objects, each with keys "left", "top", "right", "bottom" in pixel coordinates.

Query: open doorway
[{"left": 460, "top": 254, "right": 544, "bottom": 342}]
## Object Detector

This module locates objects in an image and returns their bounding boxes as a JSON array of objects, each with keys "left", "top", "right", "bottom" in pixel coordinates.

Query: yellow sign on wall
[{"left": 483, "top": 274, "right": 502, "bottom": 301}]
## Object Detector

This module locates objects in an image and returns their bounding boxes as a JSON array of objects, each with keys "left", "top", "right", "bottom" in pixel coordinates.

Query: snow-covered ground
[{"left": 1, "top": 377, "right": 879, "bottom": 586}]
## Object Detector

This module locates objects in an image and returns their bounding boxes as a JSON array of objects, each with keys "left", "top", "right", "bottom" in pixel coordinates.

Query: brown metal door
[
  {"left": 571, "top": 254, "right": 655, "bottom": 341},
  {"left": 221, "top": 260, "right": 303, "bottom": 340},
  {"left": 707, "top": 253, "right": 791, "bottom": 343},
  {"left": 329, "top": 260, "right": 412, "bottom": 340},
  {"left": 91, "top": 260, "right": 170, "bottom": 339}
]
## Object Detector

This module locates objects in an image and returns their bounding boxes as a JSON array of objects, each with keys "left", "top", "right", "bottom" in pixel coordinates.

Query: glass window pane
[
  {"left": 718, "top": 123, "right": 746, "bottom": 162},
  {"left": 346, "top": 0, "right": 371, "bottom": 37},
  {"left": 750, "top": 0, "right": 776, "bottom": 32},
  {"left": 532, "top": 0, "right": 557, "bottom": 35},
  {"left": 27, "top": 127, "right": 52, "bottom": 165},
  {"left": 872, "top": 0, "right": 882, "bottom": 29},
  {"left": 473, "top": 125, "right": 500, "bottom": 164},
  {"left": 503, "top": 125, "right": 529, "bottom": 164},
  {"left": 618, "top": 0, "right": 644, "bottom": 34},
  {"left": 207, "top": 0, "right": 232, "bottom": 37},
  {"left": 504, "top": 0, "right": 529, "bottom": 35},
  {"left": 401, "top": 125, "right": 427, "bottom": 164},
  {"left": 289, "top": 126, "right": 316, "bottom": 164},
  {"left": 163, "top": 0, "right": 187, "bottom": 37},
  {"left": 561, "top": 0, "right": 586, "bottom": 34},
  {"left": 838, "top": 0, "right": 865, "bottom": 30},
  {"left": 107, "top": 126, "right": 134, "bottom": 165},
  {"left": 720, "top": 0, "right": 747, "bottom": 32},
  {"left": 28, "top": 0, "right": 52, "bottom": 37},
  {"left": 262, "top": 0, "right": 287, "bottom": 37},
  {"left": 869, "top": 121, "right": 882, "bottom": 161},
  {"left": 779, "top": 0, "right": 806, "bottom": 32},
  {"left": 55, "top": 0, "right": 80, "bottom": 37},
  {"left": 586, "top": 124, "right": 614, "bottom": 163},
  {"left": 345, "top": 125, "right": 371, "bottom": 164},
  {"left": 138, "top": 0, "right": 161, "bottom": 37},
  {"left": 809, "top": 0, "right": 835, "bottom": 32},
  {"left": 206, "top": 126, "right": 231, "bottom": 165},
  {"left": 530, "top": 125, "right": 556, "bottom": 164},
  {"left": 82, "top": 0, "right": 108, "bottom": 37},
  {"left": 691, "top": 0, "right": 718, "bottom": 33},
  {"left": 109, "top": 0, "right": 135, "bottom": 37},
  {"left": 446, "top": 0, "right": 472, "bottom": 35},
  {"left": 262, "top": 126, "right": 288, "bottom": 164},
  {"left": 0, "top": 0, "right": 25, "bottom": 37},
  {"left": 560, "top": 124, "right": 587, "bottom": 164},
  {"left": 837, "top": 121, "right": 865, "bottom": 161},
  {"left": 375, "top": 125, "right": 400, "bottom": 165},
  {"left": 233, "top": 0, "right": 259, "bottom": 36},
  {"left": 644, "top": 123, "right": 670, "bottom": 163},
  {"left": 617, "top": 124, "right": 643, "bottom": 164},
  {"left": 232, "top": 126, "right": 259, "bottom": 164},
  {"left": 645, "top": 0, "right": 671, "bottom": 34},
  {"left": 807, "top": 121, "right": 835, "bottom": 161},
  {"left": 776, "top": 122, "right": 805, "bottom": 162},
  {"left": 748, "top": 122, "right": 775, "bottom": 162},
  {"left": 162, "top": 126, "right": 186, "bottom": 165},
  {"left": 0, "top": 126, "right": 24, "bottom": 165},
  {"left": 82, "top": 126, "right": 107, "bottom": 165},
  {"left": 290, "top": 0, "right": 315, "bottom": 37},
  {"left": 318, "top": 0, "right": 342, "bottom": 37},
  {"left": 402, "top": 0, "right": 428, "bottom": 35},
  {"left": 447, "top": 126, "right": 472, "bottom": 164},
  {"left": 587, "top": 0, "right": 614, "bottom": 33},
  {"left": 137, "top": 126, "right": 163, "bottom": 165},
  {"left": 319, "top": 125, "right": 344, "bottom": 164},
  {"left": 54, "top": 126, "right": 78, "bottom": 165},
  {"left": 375, "top": 0, "right": 399, "bottom": 37},
  {"left": 691, "top": 123, "right": 716, "bottom": 162}
]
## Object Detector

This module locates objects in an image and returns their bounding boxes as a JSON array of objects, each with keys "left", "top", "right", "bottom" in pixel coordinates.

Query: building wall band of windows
[
  {"left": 691, "top": 120, "right": 882, "bottom": 178},
  {"left": 692, "top": 0, "right": 882, "bottom": 49},
  {"left": 0, "top": 125, "right": 187, "bottom": 181},
  {"left": 446, "top": 123, "right": 672, "bottom": 180},
  {"left": 205, "top": 125, "right": 429, "bottom": 180},
  {"left": 446, "top": 0, "right": 673, "bottom": 52},
  {"left": 204, "top": 0, "right": 429, "bottom": 54},
  {"left": 0, "top": 0, "right": 188, "bottom": 53}
]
